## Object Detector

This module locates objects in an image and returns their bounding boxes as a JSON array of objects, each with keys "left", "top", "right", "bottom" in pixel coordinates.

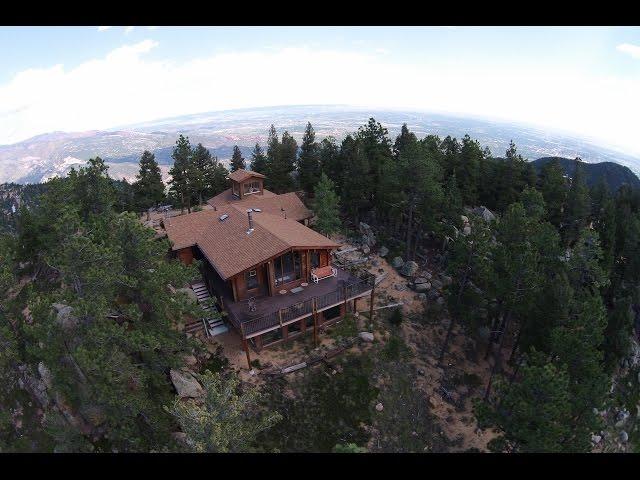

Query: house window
[
  {"left": 310, "top": 251, "right": 320, "bottom": 269},
  {"left": 245, "top": 269, "right": 259, "bottom": 290},
  {"left": 274, "top": 251, "right": 302, "bottom": 286},
  {"left": 243, "top": 181, "right": 261, "bottom": 195}
]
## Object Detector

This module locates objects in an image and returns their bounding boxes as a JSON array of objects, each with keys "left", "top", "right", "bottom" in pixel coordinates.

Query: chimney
[{"left": 246, "top": 209, "right": 254, "bottom": 234}]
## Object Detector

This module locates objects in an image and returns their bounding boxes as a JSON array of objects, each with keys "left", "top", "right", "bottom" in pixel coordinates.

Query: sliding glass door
[{"left": 274, "top": 251, "right": 302, "bottom": 287}]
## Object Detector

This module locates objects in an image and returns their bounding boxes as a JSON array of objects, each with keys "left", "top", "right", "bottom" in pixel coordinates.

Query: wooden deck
[{"left": 225, "top": 267, "right": 374, "bottom": 338}]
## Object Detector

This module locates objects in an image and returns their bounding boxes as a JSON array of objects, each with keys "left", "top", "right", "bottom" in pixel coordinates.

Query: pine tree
[
  {"left": 539, "top": 158, "right": 568, "bottom": 228},
  {"left": 134, "top": 151, "right": 165, "bottom": 211},
  {"left": 458, "top": 134, "right": 482, "bottom": 205},
  {"left": 475, "top": 350, "right": 574, "bottom": 452},
  {"left": 190, "top": 143, "right": 212, "bottom": 206},
  {"left": 339, "top": 135, "right": 370, "bottom": 224},
  {"left": 318, "top": 137, "right": 341, "bottom": 191},
  {"left": 440, "top": 214, "right": 494, "bottom": 364},
  {"left": 297, "top": 122, "right": 320, "bottom": 196},
  {"left": 549, "top": 291, "right": 608, "bottom": 450},
  {"left": 313, "top": 173, "right": 341, "bottom": 236},
  {"left": 229, "top": 145, "right": 246, "bottom": 172},
  {"left": 168, "top": 134, "right": 193, "bottom": 214},
  {"left": 203, "top": 154, "right": 229, "bottom": 199},
  {"left": 563, "top": 160, "right": 591, "bottom": 245},
  {"left": 249, "top": 143, "right": 268, "bottom": 174},
  {"left": 356, "top": 118, "right": 394, "bottom": 215},
  {"left": 165, "top": 370, "right": 281, "bottom": 453}
]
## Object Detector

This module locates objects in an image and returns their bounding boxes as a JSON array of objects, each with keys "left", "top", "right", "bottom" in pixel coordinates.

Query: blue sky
[{"left": 1, "top": 26, "right": 639, "bottom": 153}]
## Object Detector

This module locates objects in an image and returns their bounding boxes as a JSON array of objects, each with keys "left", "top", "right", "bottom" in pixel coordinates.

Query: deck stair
[{"left": 185, "top": 281, "right": 229, "bottom": 337}]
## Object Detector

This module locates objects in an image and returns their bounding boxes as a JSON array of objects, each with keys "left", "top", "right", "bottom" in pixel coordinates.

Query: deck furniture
[
  {"left": 301, "top": 282, "right": 309, "bottom": 287},
  {"left": 247, "top": 297, "right": 257, "bottom": 312},
  {"left": 311, "top": 265, "right": 337, "bottom": 284},
  {"left": 290, "top": 286, "right": 304, "bottom": 294},
  {"left": 279, "top": 289, "right": 288, "bottom": 295}
]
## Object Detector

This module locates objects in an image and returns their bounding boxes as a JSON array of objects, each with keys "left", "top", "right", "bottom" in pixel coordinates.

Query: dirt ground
[{"left": 199, "top": 235, "right": 500, "bottom": 451}]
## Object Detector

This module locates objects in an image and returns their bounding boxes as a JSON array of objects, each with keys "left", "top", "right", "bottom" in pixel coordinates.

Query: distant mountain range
[
  {"left": 531, "top": 157, "right": 640, "bottom": 191},
  {"left": 1, "top": 105, "right": 639, "bottom": 185}
]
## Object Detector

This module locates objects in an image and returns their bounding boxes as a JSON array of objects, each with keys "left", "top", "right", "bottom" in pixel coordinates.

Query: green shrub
[
  {"left": 388, "top": 307, "right": 403, "bottom": 326},
  {"left": 331, "top": 314, "right": 358, "bottom": 339},
  {"left": 381, "top": 335, "right": 412, "bottom": 361}
]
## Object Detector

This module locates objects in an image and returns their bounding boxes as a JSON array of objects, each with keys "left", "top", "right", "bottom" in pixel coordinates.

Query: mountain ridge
[{"left": 2, "top": 105, "right": 639, "bottom": 184}]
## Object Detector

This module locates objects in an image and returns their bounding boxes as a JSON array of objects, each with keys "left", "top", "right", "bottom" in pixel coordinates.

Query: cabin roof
[
  {"left": 207, "top": 189, "right": 313, "bottom": 222},
  {"left": 163, "top": 207, "right": 339, "bottom": 280},
  {"left": 228, "top": 168, "right": 266, "bottom": 183}
]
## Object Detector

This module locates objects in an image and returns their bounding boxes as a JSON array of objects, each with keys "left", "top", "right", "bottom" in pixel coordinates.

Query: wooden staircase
[{"left": 185, "top": 281, "right": 229, "bottom": 337}]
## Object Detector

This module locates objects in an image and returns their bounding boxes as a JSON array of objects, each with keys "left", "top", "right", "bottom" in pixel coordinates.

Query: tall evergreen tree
[
  {"left": 134, "top": 151, "right": 165, "bottom": 211},
  {"left": 250, "top": 143, "right": 268, "bottom": 175},
  {"left": 191, "top": 143, "right": 213, "bottom": 206},
  {"left": 168, "top": 135, "right": 193, "bottom": 214},
  {"left": 313, "top": 173, "right": 341, "bottom": 236},
  {"left": 563, "top": 160, "right": 591, "bottom": 246},
  {"left": 475, "top": 350, "right": 574, "bottom": 452},
  {"left": 297, "top": 122, "right": 320, "bottom": 196},
  {"left": 539, "top": 158, "right": 568, "bottom": 228},
  {"left": 229, "top": 145, "right": 246, "bottom": 172},
  {"left": 318, "top": 137, "right": 341, "bottom": 191}
]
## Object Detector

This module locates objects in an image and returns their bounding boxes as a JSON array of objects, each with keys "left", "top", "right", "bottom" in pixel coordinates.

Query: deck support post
[
  {"left": 312, "top": 299, "right": 319, "bottom": 347},
  {"left": 343, "top": 285, "right": 348, "bottom": 314},
  {"left": 369, "top": 286, "right": 375, "bottom": 323},
  {"left": 240, "top": 324, "right": 251, "bottom": 369}
]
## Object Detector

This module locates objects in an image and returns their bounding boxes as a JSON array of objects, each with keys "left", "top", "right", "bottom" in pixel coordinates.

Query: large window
[
  {"left": 274, "top": 251, "right": 302, "bottom": 286},
  {"left": 243, "top": 181, "right": 261, "bottom": 195}
]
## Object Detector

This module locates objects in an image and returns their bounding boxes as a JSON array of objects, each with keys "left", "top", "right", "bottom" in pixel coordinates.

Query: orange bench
[{"left": 311, "top": 265, "right": 337, "bottom": 283}]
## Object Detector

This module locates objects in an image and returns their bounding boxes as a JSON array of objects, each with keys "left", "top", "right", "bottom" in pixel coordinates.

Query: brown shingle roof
[
  {"left": 163, "top": 207, "right": 339, "bottom": 280},
  {"left": 207, "top": 189, "right": 313, "bottom": 222},
  {"left": 228, "top": 168, "right": 266, "bottom": 183}
]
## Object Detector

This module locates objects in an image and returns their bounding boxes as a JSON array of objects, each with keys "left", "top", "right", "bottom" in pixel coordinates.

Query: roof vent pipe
[
  {"left": 281, "top": 207, "right": 287, "bottom": 219},
  {"left": 247, "top": 209, "right": 254, "bottom": 234}
]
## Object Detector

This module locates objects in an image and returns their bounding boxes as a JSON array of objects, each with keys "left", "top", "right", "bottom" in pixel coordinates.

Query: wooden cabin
[{"left": 163, "top": 170, "right": 375, "bottom": 367}]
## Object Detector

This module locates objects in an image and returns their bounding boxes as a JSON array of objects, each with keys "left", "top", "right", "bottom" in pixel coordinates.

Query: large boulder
[
  {"left": 391, "top": 256, "right": 404, "bottom": 269},
  {"left": 38, "top": 362, "right": 53, "bottom": 390},
  {"left": 378, "top": 246, "right": 389, "bottom": 258},
  {"left": 401, "top": 261, "right": 419, "bottom": 277},
  {"left": 176, "top": 288, "right": 198, "bottom": 304},
  {"left": 359, "top": 222, "right": 376, "bottom": 247},
  {"left": 52, "top": 303, "right": 79, "bottom": 331},
  {"left": 441, "top": 275, "right": 453, "bottom": 286},
  {"left": 415, "top": 282, "right": 431, "bottom": 293},
  {"left": 462, "top": 225, "right": 471, "bottom": 236},
  {"left": 472, "top": 206, "right": 496, "bottom": 222},
  {"left": 358, "top": 332, "right": 375, "bottom": 343},
  {"left": 431, "top": 279, "right": 444, "bottom": 290},
  {"left": 170, "top": 369, "right": 204, "bottom": 399},
  {"left": 414, "top": 277, "right": 430, "bottom": 285}
]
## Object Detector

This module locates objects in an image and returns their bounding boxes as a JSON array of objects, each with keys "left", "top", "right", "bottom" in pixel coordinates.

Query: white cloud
[
  {"left": 0, "top": 39, "right": 639, "bottom": 155},
  {"left": 124, "top": 26, "right": 135, "bottom": 34},
  {"left": 97, "top": 26, "right": 112, "bottom": 32},
  {"left": 617, "top": 43, "right": 640, "bottom": 59}
]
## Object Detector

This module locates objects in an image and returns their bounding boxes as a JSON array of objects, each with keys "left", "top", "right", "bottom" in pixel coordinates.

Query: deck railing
[{"left": 229, "top": 269, "right": 376, "bottom": 337}]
